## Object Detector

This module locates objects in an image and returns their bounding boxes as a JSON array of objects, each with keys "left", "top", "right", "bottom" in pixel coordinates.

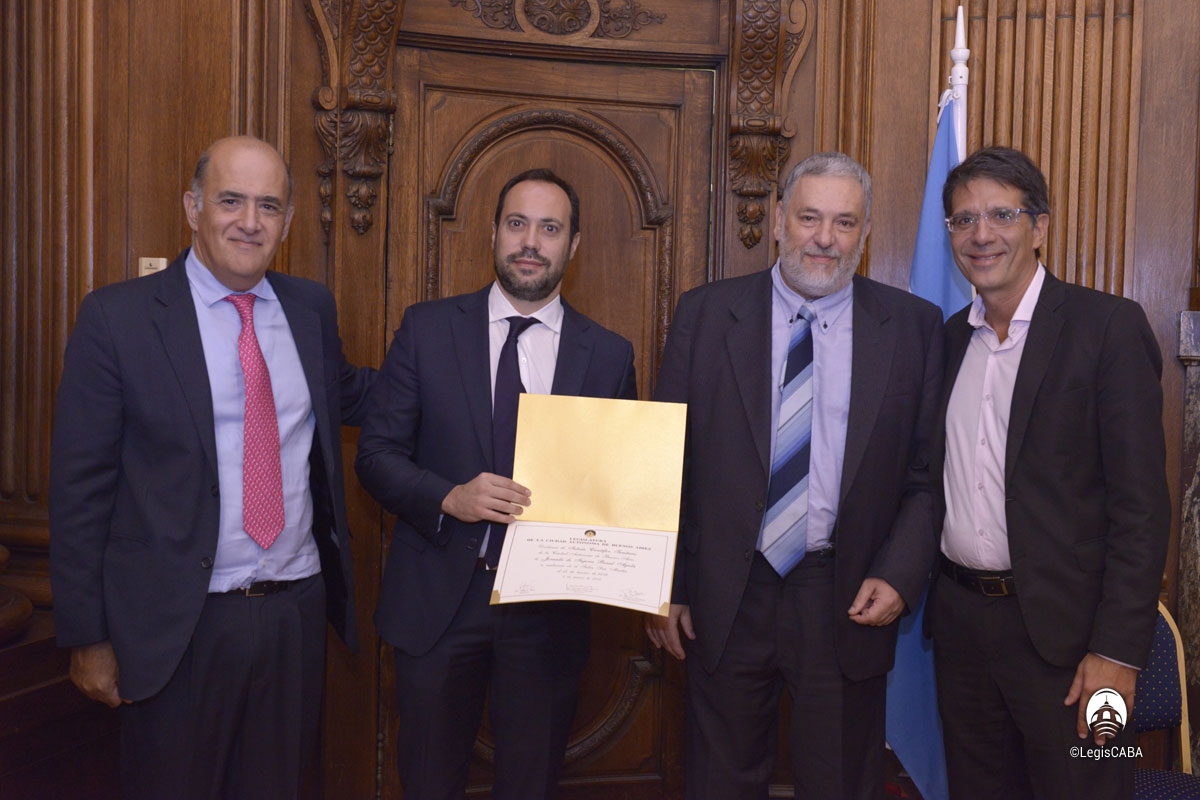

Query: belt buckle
[
  {"left": 243, "top": 582, "right": 266, "bottom": 597},
  {"left": 978, "top": 576, "right": 1009, "bottom": 597}
]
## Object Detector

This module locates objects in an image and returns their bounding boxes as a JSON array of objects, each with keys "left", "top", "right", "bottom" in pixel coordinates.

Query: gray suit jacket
[
  {"left": 932, "top": 271, "right": 1169, "bottom": 668},
  {"left": 654, "top": 271, "right": 944, "bottom": 679}
]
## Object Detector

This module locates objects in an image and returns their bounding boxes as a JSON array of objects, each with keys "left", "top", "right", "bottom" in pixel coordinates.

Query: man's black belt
[
  {"left": 940, "top": 556, "right": 1016, "bottom": 597},
  {"left": 222, "top": 579, "right": 299, "bottom": 597}
]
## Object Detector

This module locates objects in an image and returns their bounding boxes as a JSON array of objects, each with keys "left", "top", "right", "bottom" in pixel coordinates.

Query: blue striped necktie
[{"left": 759, "top": 306, "right": 816, "bottom": 576}]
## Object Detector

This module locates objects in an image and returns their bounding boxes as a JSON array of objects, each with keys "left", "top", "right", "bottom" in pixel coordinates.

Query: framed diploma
[{"left": 489, "top": 394, "right": 686, "bottom": 616}]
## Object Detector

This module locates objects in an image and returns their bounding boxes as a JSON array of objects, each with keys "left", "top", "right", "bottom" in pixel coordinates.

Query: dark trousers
[
  {"left": 393, "top": 562, "right": 589, "bottom": 800},
  {"left": 932, "top": 572, "right": 1135, "bottom": 800},
  {"left": 120, "top": 574, "right": 327, "bottom": 800},
  {"left": 685, "top": 552, "right": 885, "bottom": 800}
]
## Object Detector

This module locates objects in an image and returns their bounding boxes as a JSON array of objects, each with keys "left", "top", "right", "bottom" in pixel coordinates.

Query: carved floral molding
[
  {"left": 449, "top": 0, "right": 665, "bottom": 40},
  {"left": 305, "top": 0, "right": 405, "bottom": 237},
  {"left": 729, "top": 0, "right": 812, "bottom": 248}
]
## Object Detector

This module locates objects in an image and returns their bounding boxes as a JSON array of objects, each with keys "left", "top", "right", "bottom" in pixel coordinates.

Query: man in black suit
[
  {"left": 646, "top": 152, "right": 943, "bottom": 799},
  {"left": 355, "top": 168, "right": 637, "bottom": 800},
  {"left": 932, "top": 146, "right": 1169, "bottom": 799},
  {"left": 49, "top": 136, "right": 375, "bottom": 799}
]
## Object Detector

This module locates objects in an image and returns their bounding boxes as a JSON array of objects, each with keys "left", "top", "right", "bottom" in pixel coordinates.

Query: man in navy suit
[
  {"left": 49, "top": 136, "right": 374, "bottom": 799},
  {"left": 356, "top": 168, "right": 637, "bottom": 800}
]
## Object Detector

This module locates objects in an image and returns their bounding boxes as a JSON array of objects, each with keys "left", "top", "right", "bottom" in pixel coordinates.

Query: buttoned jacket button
[{"left": 200, "top": 557, "right": 214, "bottom": 569}]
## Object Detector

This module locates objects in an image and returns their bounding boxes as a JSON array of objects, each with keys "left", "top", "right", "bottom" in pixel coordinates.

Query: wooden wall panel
[
  {"left": 0, "top": 0, "right": 94, "bottom": 610},
  {"left": 933, "top": 0, "right": 1142, "bottom": 296}
]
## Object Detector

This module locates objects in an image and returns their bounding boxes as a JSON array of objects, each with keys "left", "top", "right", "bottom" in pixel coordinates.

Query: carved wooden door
[{"left": 377, "top": 44, "right": 714, "bottom": 799}]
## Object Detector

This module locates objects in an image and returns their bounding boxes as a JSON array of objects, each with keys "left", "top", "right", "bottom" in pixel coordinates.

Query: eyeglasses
[{"left": 944, "top": 207, "right": 1038, "bottom": 234}]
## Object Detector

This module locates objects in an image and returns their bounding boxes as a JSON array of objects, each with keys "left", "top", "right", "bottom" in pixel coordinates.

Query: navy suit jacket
[
  {"left": 654, "top": 271, "right": 944, "bottom": 679},
  {"left": 357, "top": 285, "right": 637, "bottom": 657},
  {"left": 932, "top": 272, "right": 1169, "bottom": 668},
  {"left": 49, "top": 251, "right": 374, "bottom": 700}
]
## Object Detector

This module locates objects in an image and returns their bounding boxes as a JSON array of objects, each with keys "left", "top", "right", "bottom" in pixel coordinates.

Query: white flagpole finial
[{"left": 949, "top": 4, "right": 969, "bottom": 162}]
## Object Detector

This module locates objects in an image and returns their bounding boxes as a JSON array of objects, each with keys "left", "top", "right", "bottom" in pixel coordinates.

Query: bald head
[{"left": 190, "top": 137, "right": 293, "bottom": 212}]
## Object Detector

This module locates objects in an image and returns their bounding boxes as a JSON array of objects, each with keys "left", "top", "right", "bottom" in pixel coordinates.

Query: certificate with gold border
[{"left": 489, "top": 394, "right": 686, "bottom": 616}]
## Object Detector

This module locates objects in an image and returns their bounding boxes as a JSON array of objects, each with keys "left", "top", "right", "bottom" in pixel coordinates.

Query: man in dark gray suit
[
  {"left": 50, "top": 136, "right": 374, "bottom": 799},
  {"left": 932, "top": 146, "right": 1169, "bottom": 800},
  {"left": 647, "top": 152, "right": 943, "bottom": 799}
]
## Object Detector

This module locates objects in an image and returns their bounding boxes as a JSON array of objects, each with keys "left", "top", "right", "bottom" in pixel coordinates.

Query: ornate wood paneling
[
  {"left": 934, "top": 0, "right": 1142, "bottom": 296},
  {"left": 306, "top": 0, "right": 404, "bottom": 238},
  {"left": 727, "top": 0, "right": 812, "bottom": 253},
  {"left": 448, "top": 0, "right": 667, "bottom": 39},
  {"left": 398, "top": 0, "right": 726, "bottom": 59}
]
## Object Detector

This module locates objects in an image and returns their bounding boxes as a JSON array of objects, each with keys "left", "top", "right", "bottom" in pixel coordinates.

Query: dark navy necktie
[{"left": 484, "top": 315, "right": 541, "bottom": 568}]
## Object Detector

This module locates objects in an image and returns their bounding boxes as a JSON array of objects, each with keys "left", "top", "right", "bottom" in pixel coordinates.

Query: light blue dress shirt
[
  {"left": 185, "top": 250, "right": 319, "bottom": 591},
  {"left": 759, "top": 262, "right": 854, "bottom": 552}
]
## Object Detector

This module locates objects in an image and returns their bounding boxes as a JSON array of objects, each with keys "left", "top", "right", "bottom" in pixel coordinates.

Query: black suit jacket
[
  {"left": 654, "top": 271, "right": 944, "bottom": 680},
  {"left": 357, "top": 285, "right": 637, "bottom": 657},
  {"left": 933, "top": 272, "right": 1169, "bottom": 668},
  {"left": 49, "top": 251, "right": 375, "bottom": 700}
]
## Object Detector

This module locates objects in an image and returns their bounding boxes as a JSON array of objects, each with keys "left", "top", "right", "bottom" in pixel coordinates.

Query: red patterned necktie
[{"left": 225, "top": 293, "right": 285, "bottom": 549}]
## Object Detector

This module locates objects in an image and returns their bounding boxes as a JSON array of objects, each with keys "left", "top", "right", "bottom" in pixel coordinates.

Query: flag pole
[{"left": 950, "top": 5, "right": 969, "bottom": 162}]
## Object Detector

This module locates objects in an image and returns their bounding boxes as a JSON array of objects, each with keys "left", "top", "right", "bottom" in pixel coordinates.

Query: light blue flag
[
  {"left": 886, "top": 587, "right": 948, "bottom": 800},
  {"left": 885, "top": 96, "right": 963, "bottom": 800},
  {"left": 908, "top": 97, "right": 973, "bottom": 321}
]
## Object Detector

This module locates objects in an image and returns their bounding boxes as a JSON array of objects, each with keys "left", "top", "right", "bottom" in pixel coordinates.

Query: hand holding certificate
[{"left": 489, "top": 394, "right": 686, "bottom": 616}]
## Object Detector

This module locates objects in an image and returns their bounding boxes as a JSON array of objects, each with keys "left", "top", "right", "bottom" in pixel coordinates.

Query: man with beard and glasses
[
  {"left": 356, "top": 168, "right": 637, "bottom": 799},
  {"left": 646, "top": 152, "right": 944, "bottom": 799}
]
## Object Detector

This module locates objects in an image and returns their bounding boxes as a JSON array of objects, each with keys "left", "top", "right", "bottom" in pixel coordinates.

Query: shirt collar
[
  {"left": 966, "top": 263, "right": 1046, "bottom": 330},
  {"left": 770, "top": 261, "right": 854, "bottom": 327},
  {"left": 487, "top": 281, "right": 564, "bottom": 334},
  {"left": 185, "top": 247, "right": 277, "bottom": 307}
]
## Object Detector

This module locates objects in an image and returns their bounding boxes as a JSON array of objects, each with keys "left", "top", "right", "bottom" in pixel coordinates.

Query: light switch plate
[{"left": 138, "top": 257, "right": 168, "bottom": 277}]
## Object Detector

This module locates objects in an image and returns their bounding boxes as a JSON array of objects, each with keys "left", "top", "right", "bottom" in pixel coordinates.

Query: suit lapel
[
  {"left": 726, "top": 271, "right": 773, "bottom": 477},
  {"left": 942, "top": 314, "right": 973, "bottom": 412},
  {"left": 152, "top": 256, "right": 219, "bottom": 477},
  {"left": 450, "top": 286, "right": 496, "bottom": 469},
  {"left": 934, "top": 310, "right": 974, "bottom": 471},
  {"left": 551, "top": 299, "right": 595, "bottom": 396},
  {"left": 840, "top": 277, "right": 895, "bottom": 501},
  {"left": 1005, "top": 273, "right": 1065, "bottom": 481},
  {"left": 271, "top": 274, "right": 332, "bottom": 468}
]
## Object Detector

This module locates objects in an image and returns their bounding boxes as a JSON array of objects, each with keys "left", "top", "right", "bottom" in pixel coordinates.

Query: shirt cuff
[{"left": 1094, "top": 651, "right": 1140, "bottom": 672}]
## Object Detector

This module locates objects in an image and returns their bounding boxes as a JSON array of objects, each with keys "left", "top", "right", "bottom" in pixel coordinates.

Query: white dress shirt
[
  {"left": 478, "top": 282, "right": 563, "bottom": 552},
  {"left": 941, "top": 265, "right": 1046, "bottom": 570},
  {"left": 487, "top": 282, "right": 562, "bottom": 397}
]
